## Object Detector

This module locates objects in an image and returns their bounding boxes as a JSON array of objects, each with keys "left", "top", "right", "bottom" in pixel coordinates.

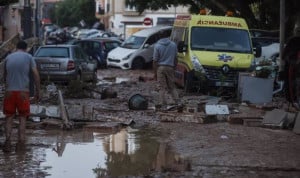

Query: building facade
[{"left": 95, "top": 0, "right": 189, "bottom": 39}]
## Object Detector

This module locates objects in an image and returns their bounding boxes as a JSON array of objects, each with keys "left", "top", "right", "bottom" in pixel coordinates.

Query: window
[
  {"left": 35, "top": 47, "right": 69, "bottom": 58},
  {"left": 145, "top": 34, "right": 158, "bottom": 46},
  {"left": 73, "top": 46, "right": 88, "bottom": 61},
  {"left": 157, "top": 17, "right": 175, "bottom": 26},
  {"left": 125, "top": 0, "right": 136, "bottom": 11},
  {"left": 121, "top": 36, "right": 146, "bottom": 49}
]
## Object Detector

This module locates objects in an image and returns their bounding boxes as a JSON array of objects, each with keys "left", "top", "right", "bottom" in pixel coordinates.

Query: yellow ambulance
[{"left": 170, "top": 14, "right": 261, "bottom": 92}]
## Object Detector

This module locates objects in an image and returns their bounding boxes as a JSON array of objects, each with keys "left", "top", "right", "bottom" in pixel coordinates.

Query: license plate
[{"left": 40, "top": 63, "right": 59, "bottom": 69}]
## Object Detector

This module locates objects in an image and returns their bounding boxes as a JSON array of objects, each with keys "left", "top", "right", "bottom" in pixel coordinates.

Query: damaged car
[{"left": 33, "top": 44, "right": 97, "bottom": 83}]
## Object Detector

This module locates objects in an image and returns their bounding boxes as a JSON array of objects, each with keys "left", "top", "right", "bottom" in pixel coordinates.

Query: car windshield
[
  {"left": 120, "top": 36, "right": 146, "bottom": 49},
  {"left": 35, "top": 47, "right": 69, "bottom": 57},
  {"left": 191, "top": 27, "right": 252, "bottom": 53}
]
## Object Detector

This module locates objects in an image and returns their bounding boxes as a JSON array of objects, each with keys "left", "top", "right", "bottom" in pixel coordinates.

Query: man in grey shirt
[
  {"left": 153, "top": 30, "right": 180, "bottom": 110},
  {"left": 2, "top": 40, "right": 40, "bottom": 152}
]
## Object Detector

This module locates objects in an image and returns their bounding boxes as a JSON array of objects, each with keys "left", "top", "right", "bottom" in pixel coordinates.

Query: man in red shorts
[{"left": 2, "top": 40, "right": 40, "bottom": 152}]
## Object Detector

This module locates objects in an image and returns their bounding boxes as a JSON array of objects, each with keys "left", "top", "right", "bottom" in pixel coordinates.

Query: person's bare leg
[
  {"left": 15, "top": 116, "right": 27, "bottom": 152},
  {"left": 5, "top": 115, "right": 14, "bottom": 141},
  {"left": 3, "top": 115, "right": 14, "bottom": 152},
  {"left": 18, "top": 116, "right": 27, "bottom": 142}
]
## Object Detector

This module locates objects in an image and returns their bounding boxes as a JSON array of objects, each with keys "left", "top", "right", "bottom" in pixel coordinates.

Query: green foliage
[
  {"left": 0, "top": 0, "right": 18, "bottom": 6},
  {"left": 51, "top": 0, "right": 97, "bottom": 27}
]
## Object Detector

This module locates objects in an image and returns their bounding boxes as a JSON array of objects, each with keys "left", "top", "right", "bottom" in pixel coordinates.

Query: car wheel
[{"left": 132, "top": 57, "right": 145, "bottom": 69}]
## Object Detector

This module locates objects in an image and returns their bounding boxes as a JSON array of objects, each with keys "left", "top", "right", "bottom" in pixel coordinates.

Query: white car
[
  {"left": 252, "top": 37, "right": 279, "bottom": 63},
  {"left": 107, "top": 26, "right": 172, "bottom": 69}
]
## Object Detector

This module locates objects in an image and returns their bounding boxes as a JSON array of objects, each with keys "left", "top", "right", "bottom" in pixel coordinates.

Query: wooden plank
[{"left": 58, "top": 90, "right": 73, "bottom": 129}]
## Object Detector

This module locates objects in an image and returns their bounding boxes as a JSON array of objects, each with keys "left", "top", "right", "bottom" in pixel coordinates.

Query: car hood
[{"left": 108, "top": 47, "right": 136, "bottom": 59}]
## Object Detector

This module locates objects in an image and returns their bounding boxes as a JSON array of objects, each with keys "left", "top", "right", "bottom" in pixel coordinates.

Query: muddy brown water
[{"left": 0, "top": 127, "right": 189, "bottom": 178}]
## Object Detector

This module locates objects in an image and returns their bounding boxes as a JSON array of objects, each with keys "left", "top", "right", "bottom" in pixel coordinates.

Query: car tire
[{"left": 132, "top": 57, "right": 145, "bottom": 69}]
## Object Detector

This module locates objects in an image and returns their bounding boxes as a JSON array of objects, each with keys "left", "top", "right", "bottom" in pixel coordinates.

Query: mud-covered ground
[{"left": 1, "top": 68, "right": 300, "bottom": 178}]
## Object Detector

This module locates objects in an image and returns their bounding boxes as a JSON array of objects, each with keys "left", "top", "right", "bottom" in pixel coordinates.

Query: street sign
[{"left": 143, "top": 17, "right": 152, "bottom": 26}]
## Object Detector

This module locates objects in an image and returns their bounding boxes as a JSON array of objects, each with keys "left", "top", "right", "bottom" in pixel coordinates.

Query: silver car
[{"left": 33, "top": 44, "right": 97, "bottom": 83}]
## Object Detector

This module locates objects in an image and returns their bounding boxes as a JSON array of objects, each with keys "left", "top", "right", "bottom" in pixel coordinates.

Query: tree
[
  {"left": 51, "top": 0, "right": 98, "bottom": 27},
  {"left": 125, "top": 0, "right": 300, "bottom": 38}
]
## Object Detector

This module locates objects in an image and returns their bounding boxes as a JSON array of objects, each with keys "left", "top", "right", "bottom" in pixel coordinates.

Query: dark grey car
[
  {"left": 68, "top": 38, "right": 121, "bottom": 68},
  {"left": 33, "top": 44, "right": 97, "bottom": 83}
]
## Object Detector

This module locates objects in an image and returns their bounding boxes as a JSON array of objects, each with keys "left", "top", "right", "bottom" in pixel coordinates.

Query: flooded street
[
  {"left": 0, "top": 127, "right": 187, "bottom": 178},
  {"left": 1, "top": 68, "right": 300, "bottom": 177}
]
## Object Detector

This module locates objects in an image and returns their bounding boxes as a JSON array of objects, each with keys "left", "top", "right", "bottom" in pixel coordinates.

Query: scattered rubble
[{"left": 0, "top": 68, "right": 299, "bottom": 134}]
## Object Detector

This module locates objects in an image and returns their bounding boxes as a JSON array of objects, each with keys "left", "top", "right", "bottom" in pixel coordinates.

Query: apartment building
[{"left": 95, "top": 0, "right": 189, "bottom": 39}]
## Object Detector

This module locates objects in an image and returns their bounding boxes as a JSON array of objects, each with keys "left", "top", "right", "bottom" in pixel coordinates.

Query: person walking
[
  {"left": 2, "top": 40, "right": 40, "bottom": 152},
  {"left": 153, "top": 30, "right": 181, "bottom": 110},
  {"left": 281, "top": 27, "right": 300, "bottom": 110}
]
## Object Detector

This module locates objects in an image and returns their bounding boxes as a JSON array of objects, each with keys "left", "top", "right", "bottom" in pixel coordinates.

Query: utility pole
[{"left": 23, "top": 0, "right": 32, "bottom": 39}]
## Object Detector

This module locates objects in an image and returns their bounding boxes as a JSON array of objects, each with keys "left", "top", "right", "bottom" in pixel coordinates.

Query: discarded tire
[{"left": 128, "top": 94, "right": 148, "bottom": 110}]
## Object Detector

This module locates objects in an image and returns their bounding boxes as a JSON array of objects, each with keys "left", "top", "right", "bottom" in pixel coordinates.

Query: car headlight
[
  {"left": 123, "top": 53, "right": 132, "bottom": 60},
  {"left": 191, "top": 55, "right": 205, "bottom": 73}
]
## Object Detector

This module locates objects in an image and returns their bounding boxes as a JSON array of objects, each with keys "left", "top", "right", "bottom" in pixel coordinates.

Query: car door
[
  {"left": 91, "top": 41, "right": 104, "bottom": 64},
  {"left": 73, "top": 46, "right": 96, "bottom": 81}
]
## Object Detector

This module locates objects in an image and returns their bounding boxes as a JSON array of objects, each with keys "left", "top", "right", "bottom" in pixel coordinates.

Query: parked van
[
  {"left": 107, "top": 26, "right": 172, "bottom": 69},
  {"left": 171, "top": 14, "right": 261, "bottom": 92}
]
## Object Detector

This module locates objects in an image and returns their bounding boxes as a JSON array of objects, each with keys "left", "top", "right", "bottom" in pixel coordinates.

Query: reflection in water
[
  {"left": 0, "top": 143, "right": 48, "bottom": 178},
  {"left": 0, "top": 127, "right": 190, "bottom": 177},
  {"left": 95, "top": 127, "right": 160, "bottom": 177}
]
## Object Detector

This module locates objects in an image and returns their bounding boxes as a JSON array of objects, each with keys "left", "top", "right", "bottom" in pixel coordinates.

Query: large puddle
[{"left": 0, "top": 127, "right": 189, "bottom": 177}]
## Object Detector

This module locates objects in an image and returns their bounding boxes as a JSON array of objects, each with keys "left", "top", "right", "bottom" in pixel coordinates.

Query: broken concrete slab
[
  {"left": 293, "top": 112, "right": 300, "bottom": 134},
  {"left": 159, "top": 112, "right": 218, "bottom": 124},
  {"left": 30, "top": 105, "right": 60, "bottom": 118},
  {"left": 205, "top": 104, "right": 229, "bottom": 115},
  {"left": 262, "top": 109, "right": 288, "bottom": 127},
  {"left": 227, "top": 113, "right": 263, "bottom": 125}
]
